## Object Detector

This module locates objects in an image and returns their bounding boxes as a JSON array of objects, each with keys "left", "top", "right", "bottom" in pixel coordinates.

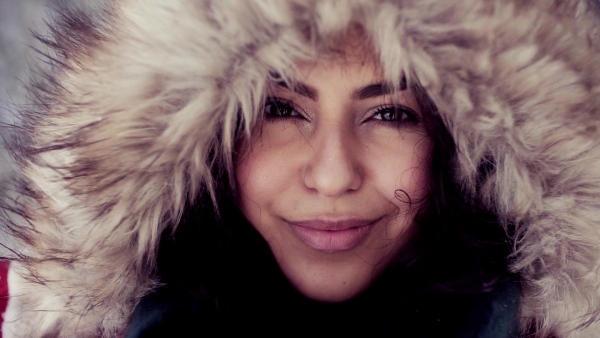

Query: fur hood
[{"left": 2, "top": 0, "right": 600, "bottom": 336}]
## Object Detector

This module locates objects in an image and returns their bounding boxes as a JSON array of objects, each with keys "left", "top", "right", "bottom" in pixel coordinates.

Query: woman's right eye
[{"left": 263, "top": 99, "right": 301, "bottom": 119}]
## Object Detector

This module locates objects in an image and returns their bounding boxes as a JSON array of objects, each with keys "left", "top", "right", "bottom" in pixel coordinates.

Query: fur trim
[{"left": 2, "top": 0, "right": 600, "bottom": 336}]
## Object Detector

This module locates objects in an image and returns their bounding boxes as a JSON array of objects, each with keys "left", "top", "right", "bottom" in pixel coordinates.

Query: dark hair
[{"left": 392, "top": 84, "right": 515, "bottom": 292}]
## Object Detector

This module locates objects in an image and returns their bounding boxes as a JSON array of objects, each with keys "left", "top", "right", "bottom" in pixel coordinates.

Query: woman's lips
[{"left": 287, "top": 219, "right": 378, "bottom": 252}]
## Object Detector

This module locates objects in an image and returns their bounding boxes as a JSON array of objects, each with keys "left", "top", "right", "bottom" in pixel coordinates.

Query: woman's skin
[{"left": 235, "top": 49, "right": 432, "bottom": 302}]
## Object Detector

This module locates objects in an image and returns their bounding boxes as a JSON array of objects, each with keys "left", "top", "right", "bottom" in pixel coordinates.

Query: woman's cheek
[
  {"left": 366, "top": 134, "right": 431, "bottom": 204},
  {"left": 235, "top": 129, "right": 302, "bottom": 217}
]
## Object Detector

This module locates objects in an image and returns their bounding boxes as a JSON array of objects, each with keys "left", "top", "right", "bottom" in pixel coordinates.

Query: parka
[{"left": 1, "top": 0, "right": 600, "bottom": 337}]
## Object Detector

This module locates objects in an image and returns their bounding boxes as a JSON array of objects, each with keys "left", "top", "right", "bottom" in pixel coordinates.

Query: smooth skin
[{"left": 235, "top": 51, "right": 431, "bottom": 302}]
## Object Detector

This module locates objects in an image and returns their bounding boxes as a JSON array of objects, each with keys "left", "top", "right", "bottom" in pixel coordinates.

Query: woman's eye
[
  {"left": 263, "top": 99, "right": 300, "bottom": 118},
  {"left": 370, "top": 106, "right": 418, "bottom": 125}
]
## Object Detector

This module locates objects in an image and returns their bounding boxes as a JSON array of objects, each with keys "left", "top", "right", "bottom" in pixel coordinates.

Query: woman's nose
[{"left": 302, "top": 128, "right": 362, "bottom": 197}]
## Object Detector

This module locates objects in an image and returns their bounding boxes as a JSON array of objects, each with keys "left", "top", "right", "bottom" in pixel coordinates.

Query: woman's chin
[
  {"left": 292, "top": 279, "right": 368, "bottom": 303},
  {"left": 277, "top": 256, "right": 380, "bottom": 303}
]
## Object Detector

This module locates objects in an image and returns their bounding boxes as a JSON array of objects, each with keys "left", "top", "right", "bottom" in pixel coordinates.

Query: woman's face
[{"left": 235, "top": 53, "right": 431, "bottom": 302}]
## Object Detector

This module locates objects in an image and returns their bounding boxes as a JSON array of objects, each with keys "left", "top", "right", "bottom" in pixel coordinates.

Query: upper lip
[{"left": 286, "top": 217, "right": 381, "bottom": 231}]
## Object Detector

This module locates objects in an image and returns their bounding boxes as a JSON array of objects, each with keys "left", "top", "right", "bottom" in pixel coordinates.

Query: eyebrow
[
  {"left": 273, "top": 77, "right": 407, "bottom": 101},
  {"left": 352, "top": 77, "right": 408, "bottom": 100},
  {"left": 352, "top": 83, "right": 394, "bottom": 100},
  {"left": 273, "top": 81, "right": 318, "bottom": 100}
]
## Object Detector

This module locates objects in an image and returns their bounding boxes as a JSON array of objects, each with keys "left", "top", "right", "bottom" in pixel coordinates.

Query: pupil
[
  {"left": 270, "top": 104, "right": 282, "bottom": 116},
  {"left": 275, "top": 103, "right": 289, "bottom": 116}
]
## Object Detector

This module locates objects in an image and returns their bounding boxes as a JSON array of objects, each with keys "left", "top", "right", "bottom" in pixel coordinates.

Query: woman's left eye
[
  {"left": 369, "top": 105, "right": 419, "bottom": 125},
  {"left": 263, "top": 98, "right": 302, "bottom": 119}
]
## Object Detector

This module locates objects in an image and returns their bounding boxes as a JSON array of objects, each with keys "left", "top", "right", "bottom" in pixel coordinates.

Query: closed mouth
[{"left": 286, "top": 218, "right": 380, "bottom": 252}]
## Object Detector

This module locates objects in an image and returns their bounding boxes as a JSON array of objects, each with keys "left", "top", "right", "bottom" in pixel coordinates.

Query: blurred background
[{"left": 0, "top": 0, "right": 102, "bottom": 183}]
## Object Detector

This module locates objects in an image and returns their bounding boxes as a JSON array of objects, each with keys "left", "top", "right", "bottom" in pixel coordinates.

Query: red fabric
[{"left": 0, "top": 261, "right": 9, "bottom": 338}]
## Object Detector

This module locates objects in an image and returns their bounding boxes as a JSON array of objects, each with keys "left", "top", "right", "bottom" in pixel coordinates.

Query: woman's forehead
[{"left": 294, "top": 57, "right": 383, "bottom": 87}]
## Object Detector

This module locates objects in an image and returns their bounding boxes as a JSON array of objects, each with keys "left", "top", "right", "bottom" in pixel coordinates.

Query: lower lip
[{"left": 288, "top": 223, "right": 372, "bottom": 252}]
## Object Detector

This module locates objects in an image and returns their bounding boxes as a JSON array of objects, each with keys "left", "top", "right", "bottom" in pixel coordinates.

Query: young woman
[{"left": 1, "top": 1, "right": 600, "bottom": 337}]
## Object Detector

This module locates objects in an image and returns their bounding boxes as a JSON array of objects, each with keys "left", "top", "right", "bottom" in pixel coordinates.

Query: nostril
[{"left": 302, "top": 142, "right": 362, "bottom": 196}]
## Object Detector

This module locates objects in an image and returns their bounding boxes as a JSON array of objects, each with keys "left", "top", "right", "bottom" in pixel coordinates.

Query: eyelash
[
  {"left": 262, "top": 97, "right": 420, "bottom": 127},
  {"left": 368, "top": 105, "right": 420, "bottom": 127},
  {"left": 263, "top": 98, "right": 304, "bottom": 121}
]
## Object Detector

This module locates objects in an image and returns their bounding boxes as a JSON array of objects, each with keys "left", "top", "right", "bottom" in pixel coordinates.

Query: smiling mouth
[{"left": 286, "top": 218, "right": 379, "bottom": 252}]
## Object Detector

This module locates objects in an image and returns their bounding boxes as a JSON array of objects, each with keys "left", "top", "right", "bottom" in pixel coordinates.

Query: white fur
[{"left": 2, "top": 0, "right": 600, "bottom": 336}]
